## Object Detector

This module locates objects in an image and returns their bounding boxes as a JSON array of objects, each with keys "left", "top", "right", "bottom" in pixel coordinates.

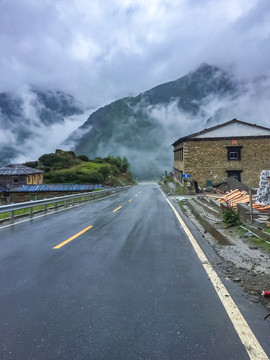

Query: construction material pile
[
  {"left": 206, "top": 189, "right": 270, "bottom": 212},
  {"left": 213, "top": 177, "right": 250, "bottom": 193},
  {"left": 256, "top": 170, "right": 270, "bottom": 205}
]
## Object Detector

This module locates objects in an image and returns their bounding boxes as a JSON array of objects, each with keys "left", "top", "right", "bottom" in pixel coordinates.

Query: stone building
[
  {"left": 172, "top": 119, "right": 270, "bottom": 190},
  {"left": 0, "top": 164, "right": 44, "bottom": 190}
]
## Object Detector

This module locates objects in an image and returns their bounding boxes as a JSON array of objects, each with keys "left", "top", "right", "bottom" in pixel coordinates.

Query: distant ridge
[{"left": 68, "top": 64, "right": 237, "bottom": 178}]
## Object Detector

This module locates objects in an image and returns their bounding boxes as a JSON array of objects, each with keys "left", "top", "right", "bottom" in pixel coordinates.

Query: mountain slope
[
  {"left": 0, "top": 88, "right": 85, "bottom": 166},
  {"left": 68, "top": 64, "right": 237, "bottom": 178}
]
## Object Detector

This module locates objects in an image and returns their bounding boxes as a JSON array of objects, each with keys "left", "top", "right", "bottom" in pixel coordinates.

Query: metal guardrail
[{"left": 0, "top": 186, "right": 131, "bottom": 222}]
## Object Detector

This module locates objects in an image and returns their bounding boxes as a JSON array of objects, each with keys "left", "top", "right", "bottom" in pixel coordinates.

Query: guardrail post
[
  {"left": 65, "top": 200, "right": 67, "bottom": 208},
  {"left": 72, "top": 198, "right": 74, "bottom": 206},
  {"left": 44, "top": 204, "right": 47, "bottom": 213},
  {"left": 10, "top": 210, "right": 14, "bottom": 223},
  {"left": 55, "top": 202, "right": 57, "bottom": 211},
  {"left": 30, "top": 207, "right": 33, "bottom": 218}
]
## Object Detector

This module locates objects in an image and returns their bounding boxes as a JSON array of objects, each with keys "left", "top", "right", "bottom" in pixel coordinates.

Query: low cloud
[
  {"left": 0, "top": 0, "right": 269, "bottom": 106},
  {"left": 12, "top": 112, "right": 90, "bottom": 164},
  {"left": 125, "top": 74, "right": 270, "bottom": 178},
  {"left": 0, "top": 87, "right": 91, "bottom": 165}
]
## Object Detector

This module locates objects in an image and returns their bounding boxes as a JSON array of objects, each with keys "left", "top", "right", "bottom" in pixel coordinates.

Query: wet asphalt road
[{"left": 0, "top": 184, "right": 268, "bottom": 359}]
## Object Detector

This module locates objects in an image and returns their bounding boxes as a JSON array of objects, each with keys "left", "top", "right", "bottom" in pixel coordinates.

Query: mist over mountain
[
  {"left": 66, "top": 64, "right": 239, "bottom": 178},
  {"left": 0, "top": 88, "right": 87, "bottom": 166},
  {"left": 1, "top": 63, "right": 270, "bottom": 179}
]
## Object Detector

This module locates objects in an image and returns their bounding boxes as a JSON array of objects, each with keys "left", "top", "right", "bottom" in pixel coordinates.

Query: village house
[
  {"left": 0, "top": 164, "right": 102, "bottom": 204},
  {"left": 0, "top": 164, "right": 44, "bottom": 190},
  {"left": 0, "top": 164, "right": 44, "bottom": 204},
  {"left": 172, "top": 119, "right": 270, "bottom": 190}
]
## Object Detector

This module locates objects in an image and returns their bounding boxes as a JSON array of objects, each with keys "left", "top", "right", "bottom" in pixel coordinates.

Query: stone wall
[{"left": 174, "top": 138, "right": 270, "bottom": 188}]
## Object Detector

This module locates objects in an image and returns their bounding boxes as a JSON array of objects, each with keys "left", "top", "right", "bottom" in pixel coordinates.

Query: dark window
[
  {"left": 180, "top": 148, "right": 183, "bottom": 161},
  {"left": 174, "top": 148, "right": 183, "bottom": 162},
  {"left": 226, "top": 170, "right": 243, "bottom": 182},
  {"left": 230, "top": 152, "right": 239, "bottom": 160},
  {"left": 13, "top": 177, "right": 19, "bottom": 183},
  {"left": 227, "top": 146, "right": 242, "bottom": 161}
]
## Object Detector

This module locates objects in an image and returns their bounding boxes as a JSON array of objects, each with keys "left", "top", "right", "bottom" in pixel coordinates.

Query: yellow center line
[
  {"left": 53, "top": 226, "right": 93, "bottom": 249},
  {"left": 128, "top": 199, "right": 133, "bottom": 202},
  {"left": 113, "top": 206, "right": 122, "bottom": 212}
]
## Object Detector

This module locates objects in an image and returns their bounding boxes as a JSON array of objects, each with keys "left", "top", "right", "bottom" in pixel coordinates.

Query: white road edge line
[{"left": 159, "top": 188, "right": 268, "bottom": 360}]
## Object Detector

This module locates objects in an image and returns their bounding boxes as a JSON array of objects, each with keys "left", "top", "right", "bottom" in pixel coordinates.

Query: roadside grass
[
  {"left": 160, "top": 180, "right": 186, "bottom": 196},
  {"left": 249, "top": 237, "right": 270, "bottom": 253},
  {"left": 0, "top": 190, "right": 108, "bottom": 221},
  {"left": 236, "top": 225, "right": 270, "bottom": 253},
  {"left": 178, "top": 200, "right": 187, "bottom": 214},
  {"left": 175, "top": 186, "right": 186, "bottom": 195}
]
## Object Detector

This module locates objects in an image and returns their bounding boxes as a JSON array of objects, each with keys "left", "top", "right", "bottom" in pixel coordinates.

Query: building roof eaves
[
  {"left": 0, "top": 164, "right": 44, "bottom": 176},
  {"left": 172, "top": 119, "right": 270, "bottom": 146},
  {"left": 185, "top": 135, "right": 270, "bottom": 142}
]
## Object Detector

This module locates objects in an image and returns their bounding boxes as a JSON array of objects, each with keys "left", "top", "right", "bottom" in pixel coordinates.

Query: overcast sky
[{"left": 1, "top": 0, "right": 270, "bottom": 106}]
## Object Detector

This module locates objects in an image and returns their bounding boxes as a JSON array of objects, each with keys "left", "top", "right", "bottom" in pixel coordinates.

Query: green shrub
[
  {"left": 175, "top": 186, "right": 186, "bottom": 195},
  {"left": 39, "top": 153, "right": 59, "bottom": 167},
  {"left": 88, "top": 171, "right": 104, "bottom": 183},
  {"left": 39, "top": 151, "right": 80, "bottom": 169},
  {"left": 99, "top": 165, "right": 111, "bottom": 177},
  {"left": 93, "top": 157, "right": 106, "bottom": 163},
  {"left": 41, "top": 166, "right": 51, "bottom": 173},
  {"left": 120, "top": 156, "right": 129, "bottom": 172},
  {"left": 222, "top": 207, "right": 241, "bottom": 228},
  {"left": 23, "top": 161, "right": 39, "bottom": 168},
  {"left": 77, "top": 155, "right": 89, "bottom": 162}
]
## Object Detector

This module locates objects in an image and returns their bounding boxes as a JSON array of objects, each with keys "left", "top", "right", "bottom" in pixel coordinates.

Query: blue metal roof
[
  {"left": 0, "top": 186, "right": 8, "bottom": 192},
  {"left": 10, "top": 184, "right": 102, "bottom": 192}
]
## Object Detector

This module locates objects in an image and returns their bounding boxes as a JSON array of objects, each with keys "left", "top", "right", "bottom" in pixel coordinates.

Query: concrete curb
[
  {"left": 193, "top": 198, "right": 221, "bottom": 217},
  {"left": 184, "top": 200, "right": 231, "bottom": 245}
]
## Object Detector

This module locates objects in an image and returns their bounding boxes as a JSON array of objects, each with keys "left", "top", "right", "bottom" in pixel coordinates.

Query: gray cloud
[{"left": 0, "top": 0, "right": 269, "bottom": 106}]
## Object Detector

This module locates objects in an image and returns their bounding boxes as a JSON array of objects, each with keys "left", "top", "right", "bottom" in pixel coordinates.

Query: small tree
[
  {"left": 121, "top": 156, "right": 129, "bottom": 173},
  {"left": 99, "top": 165, "right": 110, "bottom": 178},
  {"left": 222, "top": 207, "right": 241, "bottom": 228}
]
